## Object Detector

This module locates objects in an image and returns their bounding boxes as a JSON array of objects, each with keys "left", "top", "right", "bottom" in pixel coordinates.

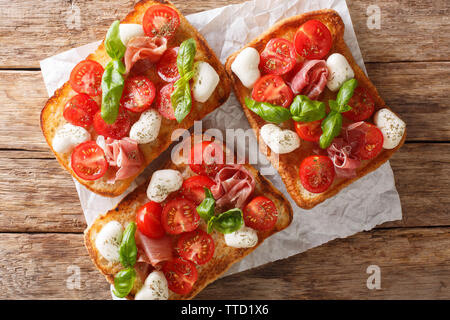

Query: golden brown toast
[
  {"left": 41, "top": 0, "right": 231, "bottom": 197},
  {"left": 225, "top": 9, "right": 406, "bottom": 209},
  {"left": 84, "top": 134, "right": 294, "bottom": 300}
]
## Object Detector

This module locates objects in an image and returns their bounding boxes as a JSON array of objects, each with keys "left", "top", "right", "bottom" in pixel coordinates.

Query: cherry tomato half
[
  {"left": 69, "top": 60, "right": 103, "bottom": 97},
  {"left": 162, "top": 258, "right": 198, "bottom": 295},
  {"left": 120, "top": 76, "right": 156, "bottom": 113},
  {"left": 156, "top": 83, "right": 176, "bottom": 120},
  {"left": 177, "top": 229, "right": 215, "bottom": 265},
  {"left": 143, "top": 4, "right": 180, "bottom": 40},
  {"left": 354, "top": 123, "right": 384, "bottom": 160},
  {"left": 157, "top": 47, "right": 180, "bottom": 82},
  {"left": 63, "top": 93, "right": 99, "bottom": 128},
  {"left": 299, "top": 155, "right": 335, "bottom": 193},
  {"left": 252, "top": 74, "right": 294, "bottom": 108},
  {"left": 71, "top": 141, "right": 108, "bottom": 181},
  {"left": 243, "top": 196, "right": 278, "bottom": 231},
  {"left": 294, "top": 119, "right": 323, "bottom": 142},
  {"left": 161, "top": 198, "right": 200, "bottom": 235},
  {"left": 260, "top": 38, "right": 297, "bottom": 76},
  {"left": 93, "top": 110, "right": 131, "bottom": 140},
  {"left": 189, "top": 141, "right": 225, "bottom": 178},
  {"left": 136, "top": 201, "right": 165, "bottom": 239},
  {"left": 180, "top": 175, "right": 216, "bottom": 205},
  {"left": 342, "top": 87, "right": 376, "bottom": 122},
  {"left": 294, "top": 19, "right": 332, "bottom": 60}
]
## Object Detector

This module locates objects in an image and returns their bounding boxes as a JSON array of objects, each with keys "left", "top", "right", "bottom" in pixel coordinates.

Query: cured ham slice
[
  {"left": 211, "top": 164, "right": 255, "bottom": 209},
  {"left": 135, "top": 230, "right": 173, "bottom": 268},
  {"left": 290, "top": 60, "right": 329, "bottom": 100},
  {"left": 103, "top": 137, "right": 143, "bottom": 182},
  {"left": 124, "top": 36, "right": 168, "bottom": 74},
  {"left": 327, "top": 138, "right": 361, "bottom": 178}
]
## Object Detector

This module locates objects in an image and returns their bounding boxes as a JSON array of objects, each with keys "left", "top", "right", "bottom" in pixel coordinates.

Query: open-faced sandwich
[
  {"left": 41, "top": 0, "right": 231, "bottom": 197},
  {"left": 84, "top": 134, "right": 293, "bottom": 299},
  {"left": 225, "top": 9, "right": 406, "bottom": 209}
]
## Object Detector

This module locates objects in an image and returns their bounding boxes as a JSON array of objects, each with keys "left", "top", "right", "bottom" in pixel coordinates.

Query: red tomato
[
  {"left": 181, "top": 175, "right": 216, "bottom": 205},
  {"left": 177, "top": 229, "right": 215, "bottom": 265},
  {"left": 161, "top": 198, "right": 200, "bottom": 235},
  {"left": 354, "top": 123, "right": 384, "bottom": 160},
  {"left": 93, "top": 110, "right": 131, "bottom": 140},
  {"left": 260, "top": 38, "right": 297, "bottom": 76},
  {"left": 136, "top": 201, "right": 165, "bottom": 239},
  {"left": 63, "top": 93, "right": 99, "bottom": 128},
  {"left": 157, "top": 47, "right": 180, "bottom": 82},
  {"left": 162, "top": 258, "right": 198, "bottom": 295},
  {"left": 120, "top": 76, "right": 156, "bottom": 113},
  {"left": 156, "top": 83, "right": 176, "bottom": 120},
  {"left": 71, "top": 141, "right": 108, "bottom": 181},
  {"left": 252, "top": 74, "right": 294, "bottom": 108},
  {"left": 299, "top": 155, "right": 335, "bottom": 193},
  {"left": 243, "top": 196, "right": 278, "bottom": 231},
  {"left": 294, "top": 119, "right": 323, "bottom": 142},
  {"left": 189, "top": 141, "right": 225, "bottom": 177},
  {"left": 294, "top": 20, "right": 333, "bottom": 60},
  {"left": 69, "top": 60, "right": 103, "bottom": 97},
  {"left": 143, "top": 5, "right": 180, "bottom": 40},
  {"left": 343, "top": 87, "right": 376, "bottom": 121}
]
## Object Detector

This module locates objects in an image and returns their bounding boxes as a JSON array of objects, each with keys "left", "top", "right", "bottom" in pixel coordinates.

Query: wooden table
[{"left": 0, "top": 0, "right": 448, "bottom": 300}]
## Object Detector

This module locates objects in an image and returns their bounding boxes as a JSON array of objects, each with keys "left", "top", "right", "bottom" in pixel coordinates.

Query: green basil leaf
[
  {"left": 197, "top": 188, "right": 215, "bottom": 222},
  {"left": 101, "top": 61, "right": 125, "bottom": 124},
  {"left": 290, "top": 95, "right": 326, "bottom": 122},
  {"left": 105, "top": 20, "right": 126, "bottom": 60},
  {"left": 319, "top": 111, "right": 342, "bottom": 149},
  {"left": 336, "top": 78, "right": 357, "bottom": 107},
  {"left": 112, "top": 268, "right": 136, "bottom": 298},
  {"left": 172, "top": 80, "right": 192, "bottom": 123},
  {"left": 328, "top": 99, "right": 340, "bottom": 113},
  {"left": 244, "top": 97, "right": 292, "bottom": 124},
  {"left": 119, "top": 222, "right": 137, "bottom": 268},
  {"left": 210, "top": 208, "right": 244, "bottom": 234},
  {"left": 207, "top": 217, "right": 215, "bottom": 234},
  {"left": 177, "top": 38, "right": 196, "bottom": 77}
]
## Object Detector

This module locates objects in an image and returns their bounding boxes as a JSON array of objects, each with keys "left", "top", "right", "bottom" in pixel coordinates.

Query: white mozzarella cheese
[
  {"left": 147, "top": 169, "right": 183, "bottom": 203},
  {"left": 260, "top": 124, "right": 300, "bottom": 154},
  {"left": 135, "top": 271, "right": 169, "bottom": 300},
  {"left": 119, "top": 23, "right": 144, "bottom": 46},
  {"left": 326, "top": 53, "right": 355, "bottom": 92},
  {"left": 95, "top": 221, "right": 123, "bottom": 263},
  {"left": 52, "top": 123, "right": 90, "bottom": 154},
  {"left": 129, "top": 109, "right": 162, "bottom": 144},
  {"left": 192, "top": 62, "right": 220, "bottom": 103},
  {"left": 224, "top": 226, "right": 258, "bottom": 248},
  {"left": 231, "top": 47, "right": 261, "bottom": 89},
  {"left": 374, "top": 108, "right": 406, "bottom": 149}
]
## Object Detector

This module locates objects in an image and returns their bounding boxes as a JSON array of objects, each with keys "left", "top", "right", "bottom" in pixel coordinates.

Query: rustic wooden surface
[{"left": 0, "top": 0, "right": 448, "bottom": 300}]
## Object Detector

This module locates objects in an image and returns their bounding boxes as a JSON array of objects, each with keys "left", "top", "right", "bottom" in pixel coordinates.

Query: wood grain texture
[
  {"left": 0, "top": 0, "right": 448, "bottom": 67},
  {"left": 0, "top": 144, "right": 448, "bottom": 233},
  {"left": 0, "top": 228, "right": 448, "bottom": 299}
]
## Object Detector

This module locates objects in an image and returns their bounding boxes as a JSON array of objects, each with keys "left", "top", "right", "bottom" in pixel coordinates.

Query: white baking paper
[{"left": 40, "top": 0, "right": 402, "bottom": 296}]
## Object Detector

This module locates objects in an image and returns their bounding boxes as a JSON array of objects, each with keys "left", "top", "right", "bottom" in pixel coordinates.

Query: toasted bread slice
[
  {"left": 41, "top": 0, "right": 231, "bottom": 197},
  {"left": 84, "top": 134, "right": 293, "bottom": 300},
  {"left": 225, "top": 9, "right": 406, "bottom": 209}
]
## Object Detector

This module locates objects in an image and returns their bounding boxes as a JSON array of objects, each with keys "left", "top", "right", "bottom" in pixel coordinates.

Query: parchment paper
[{"left": 40, "top": 0, "right": 402, "bottom": 295}]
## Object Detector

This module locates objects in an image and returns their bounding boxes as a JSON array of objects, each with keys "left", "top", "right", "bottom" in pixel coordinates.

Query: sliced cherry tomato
[
  {"left": 93, "top": 110, "right": 131, "bottom": 140},
  {"left": 120, "top": 76, "right": 156, "bottom": 113},
  {"left": 189, "top": 141, "right": 225, "bottom": 178},
  {"left": 177, "top": 229, "right": 215, "bottom": 265},
  {"left": 343, "top": 87, "right": 376, "bottom": 121},
  {"left": 162, "top": 258, "right": 198, "bottom": 295},
  {"left": 143, "top": 5, "right": 180, "bottom": 40},
  {"left": 63, "top": 93, "right": 99, "bottom": 128},
  {"left": 181, "top": 175, "right": 216, "bottom": 205},
  {"left": 252, "top": 74, "right": 294, "bottom": 108},
  {"left": 136, "top": 201, "right": 164, "bottom": 239},
  {"left": 294, "top": 119, "right": 323, "bottom": 142},
  {"left": 161, "top": 198, "right": 200, "bottom": 235},
  {"left": 294, "top": 19, "right": 332, "bottom": 60},
  {"left": 260, "top": 38, "right": 297, "bottom": 76},
  {"left": 157, "top": 47, "right": 180, "bottom": 82},
  {"left": 354, "top": 123, "right": 384, "bottom": 160},
  {"left": 243, "top": 196, "right": 278, "bottom": 231},
  {"left": 69, "top": 60, "right": 103, "bottom": 96},
  {"left": 71, "top": 141, "right": 108, "bottom": 181},
  {"left": 156, "top": 83, "right": 176, "bottom": 120},
  {"left": 299, "top": 155, "right": 335, "bottom": 193}
]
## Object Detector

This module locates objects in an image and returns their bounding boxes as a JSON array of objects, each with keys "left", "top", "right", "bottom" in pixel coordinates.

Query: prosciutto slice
[
  {"left": 327, "top": 138, "right": 361, "bottom": 178},
  {"left": 211, "top": 164, "right": 256, "bottom": 209},
  {"left": 135, "top": 230, "right": 173, "bottom": 268},
  {"left": 124, "top": 36, "right": 168, "bottom": 74},
  {"left": 103, "top": 137, "right": 143, "bottom": 183},
  {"left": 290, "top": 60, "right": 329, "bottom": 100}
]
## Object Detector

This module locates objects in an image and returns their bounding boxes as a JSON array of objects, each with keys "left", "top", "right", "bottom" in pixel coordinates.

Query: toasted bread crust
[
  {"left": 225, "top": 9, "right": 406, "bottom": 209},
  {"left": 84, "top": 134, "right": 293, "bottom": 300},
  {"left": 40, "top": 0, "right": 231, "bottom": 197}
]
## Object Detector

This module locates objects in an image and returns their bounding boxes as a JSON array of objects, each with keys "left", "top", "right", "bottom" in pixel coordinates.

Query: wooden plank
[
  {"left": 0, "top": 0, "right": 448, "bottom": 68},
  {"left": 0, "top": 143, "right": 448, "bottom": 233},
  {"left": 0, "top": 63, "right": 448, "bottom": 153},
  {"left": 0, "top": 227, "right": 448, "bottom": 299}
]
